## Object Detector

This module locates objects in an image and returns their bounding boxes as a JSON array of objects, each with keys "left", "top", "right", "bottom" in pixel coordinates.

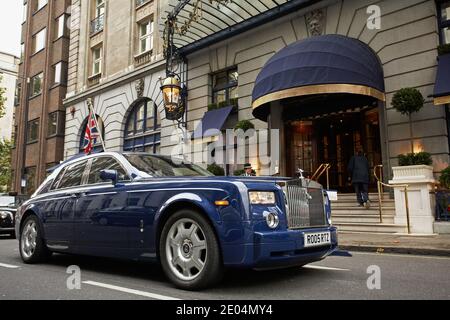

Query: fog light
[{"left": 265, "top": 212, "right": 279, "bottom": 229}]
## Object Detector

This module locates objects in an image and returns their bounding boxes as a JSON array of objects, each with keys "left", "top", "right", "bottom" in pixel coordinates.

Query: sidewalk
[{"left": 338, "top": 232, "right": 450, "bottom": 257}]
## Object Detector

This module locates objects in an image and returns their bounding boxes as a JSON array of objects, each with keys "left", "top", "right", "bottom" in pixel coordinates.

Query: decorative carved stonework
[
  {"left": 86, "top": 97, "right": 94, "bottom": 109},
  {"left": 306, "top": 9, "right": 325, "bottom": 36},
  {"left": 135, "top": 79, "right": 145, "bottom": 98}
]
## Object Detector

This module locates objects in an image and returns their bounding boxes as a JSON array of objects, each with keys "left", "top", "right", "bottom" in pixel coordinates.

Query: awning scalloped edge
[{"left": 252, "top": 84, "right": 386, "bottom": 110}]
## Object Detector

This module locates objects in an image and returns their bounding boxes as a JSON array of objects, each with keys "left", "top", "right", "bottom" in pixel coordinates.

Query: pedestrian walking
[{"left": 347, "top": 150, "right": 370, "bottom": 209}]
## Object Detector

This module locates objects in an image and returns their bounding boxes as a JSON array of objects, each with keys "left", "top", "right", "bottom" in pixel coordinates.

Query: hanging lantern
[{"left": 161, "top": 74, "right": 185, "bottom": 121}]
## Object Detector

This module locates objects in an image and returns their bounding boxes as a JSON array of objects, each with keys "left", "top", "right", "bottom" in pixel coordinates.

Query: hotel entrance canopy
[
  {"left": 251, "top": 35, "right": 386, "bottom": 121},
  {"left": 159, "top": 0, "right": 316, "bottom": 55},
  {"left": 433, "top": 54, "right": 450, "bottom": 106}
]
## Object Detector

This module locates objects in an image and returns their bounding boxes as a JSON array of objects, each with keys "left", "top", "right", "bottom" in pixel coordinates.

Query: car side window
[
  {"left": 51, "top": 168, "right": 66, "bottom": 190},
  {"left": 58, "top": 160, "right": 88, "bottom": 189},
  {"left": 38, "top": 179, "right": 54, "bottom": 195},
  {"left": 87, "top": 157, "right": 129, "bottom": 185}
]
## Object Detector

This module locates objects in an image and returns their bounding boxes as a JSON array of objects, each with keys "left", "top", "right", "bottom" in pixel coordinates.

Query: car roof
[{"left": 48, "top": 152, "right": 175, "bottom": 174}]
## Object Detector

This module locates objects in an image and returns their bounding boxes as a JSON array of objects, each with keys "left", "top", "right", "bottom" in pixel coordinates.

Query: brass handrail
[
  {"left": 311, "top": 163, "right": 331, "bottom": 190},
  {"left": 373, "top": 164, "right": 411, "bottom": 234}
]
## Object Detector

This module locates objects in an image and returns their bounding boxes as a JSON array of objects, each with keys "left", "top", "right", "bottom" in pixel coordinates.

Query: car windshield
[{"left": 124, "top": 154, "right": 214, "bottom": 177}]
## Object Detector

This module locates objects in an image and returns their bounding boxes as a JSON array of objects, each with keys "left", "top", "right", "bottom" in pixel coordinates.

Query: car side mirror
[
  {"left": 100, "top": 170, "right": 118, "bottom": 185},
  {"left": 8, "top": 191, "right": 18, "bottom": 197}
]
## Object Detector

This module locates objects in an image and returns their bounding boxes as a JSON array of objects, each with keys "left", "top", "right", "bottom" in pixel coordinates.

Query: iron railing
[
  {"left": 90, "top": 14, "right": 104, "bottom": 35},
  {"left": 284, "top": 179, "right": 327, "bottom": 229},
  {"left": 436, "top": 190, "right": 450, "bottom": 221}
]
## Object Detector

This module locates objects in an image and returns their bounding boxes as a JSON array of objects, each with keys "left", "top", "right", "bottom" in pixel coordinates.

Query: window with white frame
[
  {"left": 53, "top": 62, "right": 67, "bottom": 85},
  {"left": 36, "top": 0, "right": 48, "bottom": 12},
  {"left": 92, "top": 46, "right": 102, "bottom": 76},
  {"left": 138, "top": 19, "right": 153, "bottom": 54},
  {"left": 96, "top": 0, "right": 105, "bottom": 18},
  {"left": 32, "top": 28, "right": 46, "bottom": 54},
  {"left": 55, "top": 15, "right": 66, "bottom": 39},
  {"left": 22, "top": 2, "right": 28, "bottom": 23}
]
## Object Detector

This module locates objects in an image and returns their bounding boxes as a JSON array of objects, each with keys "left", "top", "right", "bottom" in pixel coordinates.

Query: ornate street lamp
[{"left": 161, "top": 73, "right": 183, "bottom": 121}]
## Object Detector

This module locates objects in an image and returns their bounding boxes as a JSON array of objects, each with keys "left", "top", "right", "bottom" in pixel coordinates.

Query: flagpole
[{"left": 87, "top": 98, "right": 107, "bottom": 152}]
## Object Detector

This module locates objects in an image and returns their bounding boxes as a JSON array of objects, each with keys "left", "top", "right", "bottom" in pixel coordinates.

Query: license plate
[{"left": 304, "top": 231, "right": 331, "bottom": 248}]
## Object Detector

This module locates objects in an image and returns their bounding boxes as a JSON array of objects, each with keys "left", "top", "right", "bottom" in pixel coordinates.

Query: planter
[
  {"left": 391, "top": 165, "right": 435, "bottom": 183},
  {"left": 389, "top": 165, "right": 437, "bottom": 234}
]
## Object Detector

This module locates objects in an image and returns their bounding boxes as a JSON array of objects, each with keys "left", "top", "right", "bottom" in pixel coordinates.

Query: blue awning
[
  {"left": 433, "top": 54, "right": 450, "bottom": 105},
  {"left": 251, "top": 35, "right": 386, "bottom": 121},
  {"left": 192, "top": 106, "right": 233, "bottom": 140}
]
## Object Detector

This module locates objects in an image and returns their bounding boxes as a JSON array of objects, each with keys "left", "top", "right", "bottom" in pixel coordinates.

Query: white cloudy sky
[{"left": 0, "top": 0, "right": 22, "bottom": 56}]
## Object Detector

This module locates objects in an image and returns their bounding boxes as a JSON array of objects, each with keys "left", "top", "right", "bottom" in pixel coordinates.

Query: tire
[
  {"left": 19, "top": 215, "right": 52, "bottom": 264},
  {"left": 159, "top": 209, "right": 224, "bottom": 290}
]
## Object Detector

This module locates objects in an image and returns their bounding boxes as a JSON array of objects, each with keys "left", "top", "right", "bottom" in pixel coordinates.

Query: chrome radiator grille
[{"left": 284, "top": 180, "right": 327, "bottom": 229}]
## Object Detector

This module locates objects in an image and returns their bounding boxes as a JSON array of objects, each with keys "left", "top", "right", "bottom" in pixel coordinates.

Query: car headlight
[
  {"left": 249, "top": 191, "right": 276, "bottom": 205},
  {"left": 264, "top": 211, "right": 280, "bottom": 229},
  {"left": 0, "top": 211, "right": 11, "bottom": 219}
]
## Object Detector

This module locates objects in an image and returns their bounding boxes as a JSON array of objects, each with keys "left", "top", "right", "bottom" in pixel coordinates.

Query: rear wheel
[
  {"left": 19, "top": 215, "right": 51, "bottom": 263},
  {"left": 159, "top": 210, "right": 223, "bottom": 290}
]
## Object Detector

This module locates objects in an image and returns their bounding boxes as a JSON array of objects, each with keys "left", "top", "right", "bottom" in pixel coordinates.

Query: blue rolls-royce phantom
[{"left": 15, "top": 152, "right": 337, "bottom": 290}]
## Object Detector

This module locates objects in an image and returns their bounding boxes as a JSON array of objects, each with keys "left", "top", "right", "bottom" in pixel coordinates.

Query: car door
[
  {"left": 73, "top": 156, "right": 131, "bottom": 257},
  {"left": 41, "top": 160, "right": 88, "bottom": 249}
]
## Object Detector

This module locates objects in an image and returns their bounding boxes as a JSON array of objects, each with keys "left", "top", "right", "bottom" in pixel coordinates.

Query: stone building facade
[
  {"left": 158, "top": 0, "right": 450, "bottom": 191},
  {"left": 64, "top": 0, "right": 178, "bottom": 160},
  {"left": 62, "top": 0, "right": 450, "bottom": 193}
]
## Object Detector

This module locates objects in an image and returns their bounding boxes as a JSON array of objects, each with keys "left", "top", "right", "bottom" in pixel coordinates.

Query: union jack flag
[{"left": 83, "top": 111, "right": 100, "bottom": 155}]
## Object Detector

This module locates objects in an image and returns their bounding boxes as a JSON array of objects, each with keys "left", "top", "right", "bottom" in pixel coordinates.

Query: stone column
[{"left": 389, "top": 165, "right": 436, "bottom": 234}]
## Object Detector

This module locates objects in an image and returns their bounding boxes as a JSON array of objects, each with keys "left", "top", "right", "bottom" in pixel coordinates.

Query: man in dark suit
[
  {"left": 348, "top": 150, "right": 370, "bottom": 209},
  {"left": 242, "top": 163, "right": 256, "bottom": 177}
]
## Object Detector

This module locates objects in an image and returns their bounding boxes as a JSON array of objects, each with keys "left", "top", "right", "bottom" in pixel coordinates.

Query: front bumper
[{"left": 222, "top": 226, "right": 338, "bottom": 268}]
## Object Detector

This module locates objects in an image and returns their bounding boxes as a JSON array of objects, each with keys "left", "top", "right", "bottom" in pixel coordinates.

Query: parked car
[
  {"left": 0, "top": 194, "right": 18, "bottom": 238},
  {"left": 15, "top": 152, "right": 337, "bottom": 290}
]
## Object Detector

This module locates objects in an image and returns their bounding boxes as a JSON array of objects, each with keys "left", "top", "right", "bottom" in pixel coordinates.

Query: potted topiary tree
[{"left": 391, "top": 88, "right": 425, "bottom": 154}]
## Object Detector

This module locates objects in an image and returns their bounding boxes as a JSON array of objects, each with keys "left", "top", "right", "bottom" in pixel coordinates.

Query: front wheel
[
  {"left": 19, "top": 215, "right": 51, "bottom": 263},
  {"left": 159, "top": 210, "right": 223, "bottom": 290}
]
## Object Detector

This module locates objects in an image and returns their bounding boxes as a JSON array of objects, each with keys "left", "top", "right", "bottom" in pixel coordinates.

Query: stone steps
[
  {"left": 334, "top": 222, "right": 407, "bottom": 234},
  {"left": 332, "top": 214, "right": 395, "bottom": 224},
  {"left": 330, "top": 193, "right": 403, "bottom": 234}
]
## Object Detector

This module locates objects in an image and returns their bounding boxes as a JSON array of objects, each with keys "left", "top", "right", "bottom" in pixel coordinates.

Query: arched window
[
  {"left": 124, "top": 98, "right": 161, "bottom": 153},
  {"left": 79, "top": 114, "right": 105, "bottom": 153}
]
